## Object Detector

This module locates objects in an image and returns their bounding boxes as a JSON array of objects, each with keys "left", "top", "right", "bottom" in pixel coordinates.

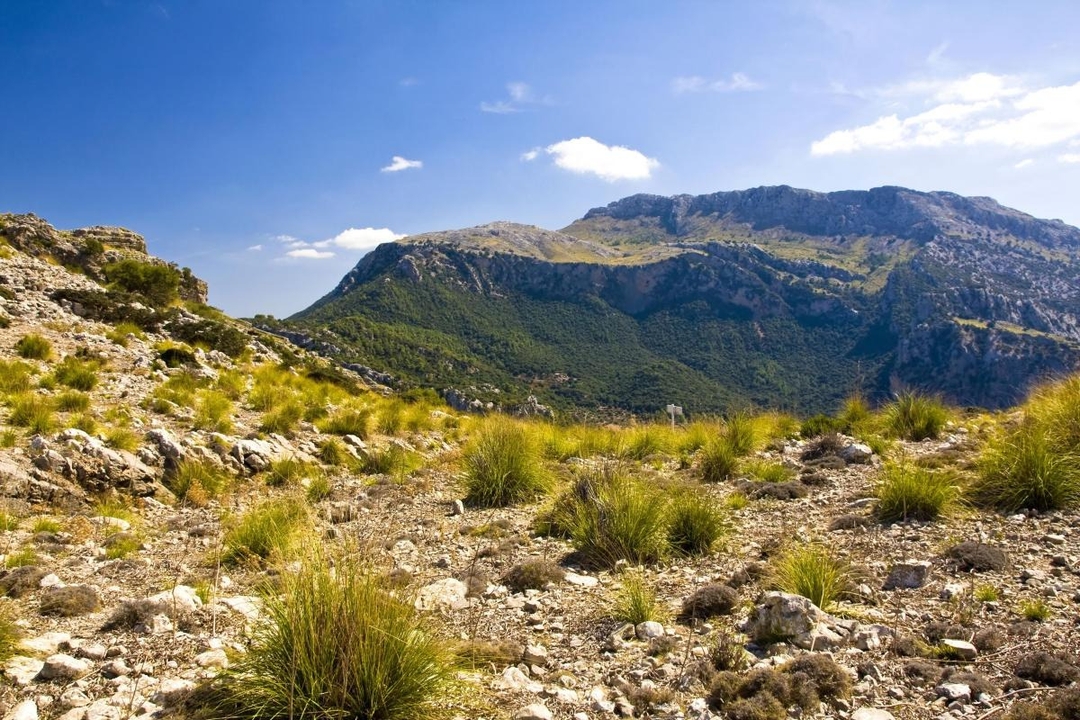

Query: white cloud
[
  {"left": 328, "top": 227, "right": 406, "bottom": 251},
  {"left": 1014, "top": 158, "right": 1035, "bottom": 169},
  {"left": 811, "top": 74, "right": 1080, "bottom": 156},
  {"left": 481, "top": 81, "right": 550, "bottom": 113},
  {"left": 381, "top": 156, "right": 423, "bottom": 172},
  {"left": 672, "top": 73, "right": 762, "bottom": 94},
  {"left": 1059, "top": 153, "right": 1080, "bottom": 164},
  {"left": 543, "top": 137, "right": 658, "bottom": 182},
  {"left": 287, "top": 248, "right": 335, "bottom": 260},
  {"left": 926, "top": 41, "right": 949, "bottom": 66},
  {"left": 247, "top": 244, "right": 263, "bottom": 251},
  {"left": 520, "top": 148, "right": 540, "bottom": 162}
]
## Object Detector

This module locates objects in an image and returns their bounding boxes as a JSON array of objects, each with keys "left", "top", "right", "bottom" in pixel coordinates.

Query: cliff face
[{"left": 291, "top": 186, "right": 1080, "bottom": 413}]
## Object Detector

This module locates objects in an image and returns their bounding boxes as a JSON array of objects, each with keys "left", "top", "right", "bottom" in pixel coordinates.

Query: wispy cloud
[
  {"left": 480, "top": 81, "right": 551, "bottom": 114},
  {"left": 1059, "top": 153, "right": 1080, "bottom": 164},
  {"left": 539, "top": 137, "right": 658, "bottom": 182},
  {"left": 287, "top": 248, "right": 335, "bottom": 260},
  {"left": 926, "top": 41, "right": 949, "bottom": 66},
  {"left": 381, "top": 156, "right": 422, "bottom": 173},
  {"left": 274, "top": 227, "right": 407, "bottom": 261},
  {"left": 672, "top": 73, "right": 762, "bottom": 94},
  {"left": 1014, "top": 158, "right": 1035, "bottom": 169},
  {"left": 399, "top": 77, "right": 419, "bottom": 87},
  {"left": 811, "top": 73, "right": 1080, "bottom": 156},
  {"left": 247, "top": 244, "right": 263, "bottom": 251},
  {"left": 520, "top": 148, "right": 540, "bottom": 162}
]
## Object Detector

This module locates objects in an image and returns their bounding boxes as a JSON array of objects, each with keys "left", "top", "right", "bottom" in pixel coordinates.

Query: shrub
[
  {"left": 53, "top": 357, "right": 98, "bottom": 391},
  {"left": 39, "top": 585, "right": 100, "bottom": 617},
  {"left": 709, "top": 630, "right": 750, "bottom": 672},
  {"left": 15, "top": 334, "right": 51, "bottom": 360},
  {"left": 453, "top": 639, "right": 523, "bottom": 669},
  {"left": 666, "top": 490, "right": 727, "bottom": 556},
  {"left": 9, "top": 394, "right": 54, "bottom": 433},
  {"left": 566, "top": 470, "right": 668, "bottom": 567},
  {"left": 700, "top": 437, "right": 739, "bottom": 483},
  {"left": 974, "top": 424, "right": 1080, "bottom": 512},
  {"left": 837, "top": 394, "right": 872, "bottom": 433},
  {"left": 0, "top": 566, "right": 46, "bottom": 597},
  {"left": 876, "top": 461, "right": 960, "bottom": 523},
  {"left": 462, "top": 418, "right": 549, "bottom": 508},
  {"left": 677, "top": 584, "right": 739, "bottom": 623},
  {"left": 1020, "top": 599, "right": 1052, "bottom": 622},
  {"left": 193, "top": 390, "right": 233, "bottom": 433},
  {"left": 974, "top": 584, "right": 999, "bottom": 602},
  {"left": 105, "top": 321, "right": 146, "bottom": 346},
  {"left": 883, "top": 392, "right": 949, "bottom": 441},
  {"left": 502, "top": 559, "right": 565, "bottom": 593},
  {"left": 159, "top": 344, "right": 198, "bottom": 368},
  {"left": 0, "top": 430, "right": 15, "bottom": 449},
  {"left": 211, "top": 560, "right": 455, "bottom": 720},
  {"left": 1015, "top": 652, "right": 1080, "bottom": 686},
  {"left": 771, "top": 545, "right": 853, "bottom": 610},
  {"left": 0, "top": 360, "right": 34, "bottom": 394},
  {"left": 611, "top": 571, "right": 660, "bottom": 625},
  {"left": 222, "top": 498, "right": 308, "bottom": 567},
  {"left": 5, "top": 549, "right": 38, "bottom": 568},
  {"left": 104, "top": 259, "right": 181, "bottom": 307}
]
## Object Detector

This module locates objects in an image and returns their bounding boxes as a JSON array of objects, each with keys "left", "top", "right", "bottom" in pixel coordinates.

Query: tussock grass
[
  {"left": 0, "top": 430, "right": 15, "bottom": 448},
  {"left": 305, "top": 475, "right": 332, "bottom": 503},
  {"left": 15, "top": 334, "right": 51, "bottom": 360},
  {"left": 462, "top": 417, "right": 549, "bottom": 507},
  {"left": 55, "top": 390, "right": 91, "bottom": 413},
  {"left": 153, "top": 371, "right": 205, "bottom": 408},
  {"left": 259, "top": 402, "right": 303, "bottom": 436},
  {"left": 612, "top": 571, "right": 661, "bottom": 625},
  {"left": 8, "top": 393, "right": 55, "bottom": 434},
  {"left": 666, "top": 489, "right": 727, "bottom": 556},
  {"left": 0, "top": 606, "right": 20, "bottom": 661},
  {"left": 619, "top": 425, "right": 674, "bottom": 461},
  {"left": 318, "top": 407, "right": 372, "bottom": 438},
  {"left": 105, "top": 322, "right": 146, "bottom": 346},
  {"left": 1024, "top": 374, "right": 1080, "bottom": 451},
  {"left": 564, "top": 467, "right": 669, "bottom": 567},
  {"left": 53, "top": 356, "right": 99, "bottom": 391},
  {"left": 316, "top": 437, "right": 355, "bottom": 467},
  {"left": 104, "top": 426, "right": 140, "bottom": 452},
  {"left": 222, "top": 497, "right": 308, "bottom": 567},
  {"left": 883, "top": 392, "right": 950, "bottom": 441},
  {"left": 724, "top": 413, "right": 759, "bottom": 456},
  {"left": 838, "top": 394, "right": 872, "bottom": 433},
  {"left": 213, "top": 559, "right": 455, "bottom": 720},
  {"left": 265, "top": 457, "right": 322, "bottom": 488},
  {"left": 974, "top": 423, "right": 1080, "bottom": 512},
  {"left": 771, "top": 544, "right": 854, "bottom": 610},
  {"left": 876, "top": 460, "right": 961, "bottom": 523},
  {"left": 742, "top": 459, "right": 795, "bottom": 483},
  {"left": 169, "top": 460, "right": 230, "bottom": 505},
  {"left": 0, "top": 360, "right": 34, "bottom": 394},
  {"left": 193, "top": 389, "right": 233, "bottom": 433},
  {"left": 700, "top": 437, "right": 739, "bottom": 483}
]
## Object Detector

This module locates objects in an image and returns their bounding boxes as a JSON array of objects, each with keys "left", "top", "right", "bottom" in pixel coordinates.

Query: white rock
[
  {"left": 38, "top": 654, "right": 92, "bottom": 681},
  {"left": 563, "top": 572, "right": 598, "bottom": 588},
  {"left": 4, "top": 700, "right": 38, "bottom": 720},
  {"left": 60, "top": 688, "right": 92, "bottom": 709},
  {"left": 937, "top": 683, "right": 972, "bottom": 702},
  {"left": 151, "top": 678, "right": 196, "bottom": 706},
  {"left": 147, "top": 585, "right": 203, "bottom": 614},
  {"left": 499, "top": 666, "right": 542, "bottom": 693},
  {"left": 194, "top": 649, "right": 229, "bottom": 669},
  {"left": 39, "top": 574, "right": 62, "bottom": 589},
  {"left": 4, "top": 656, "right": 45, "bottom": 686},
  {"left": 514, "top": 704, "right": 553, "bottom": 720},
  {"left": 220, "top": 595, "right": 262, "bottom": 620},
  {"left": 635, "top": 621, "right": 665, "bottom": 640},
  {"left": 941, "top": 639, "right": 977, "bottom": 660},
  {"left": 83, "top": 702, "right": 121, "bottom": 720},
  {"left": 20, "top": 631, "right": 71, "bottom": 656},
  {"left": 523, "top": 644, "right": 548, "bottom": 666},
  {"left": 145, "top": 614, "right": 174, "bottom": 635},
  {"left": 414, "top": 578, "right": 468, "bottom": 612},
  {"left": 852, "top": 709, "right": 895, "bottom": 720},
  {"left": 883, "top": 560, "right": 932, "bottom": 590},
  {"left": 839, "top": 442, "right": 873, "bottom": 464}
]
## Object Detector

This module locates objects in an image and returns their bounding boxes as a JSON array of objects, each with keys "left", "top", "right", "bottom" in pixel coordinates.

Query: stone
[
  {"left": 839, "top": 442, "right": 873, "bottom": 464},
  {"left": 19, "top": 631, "right": 71, "bottom": 656},
  {"left": 941, "top": 639, "right": 977, "bottom": 660},
  {"left": 4, "top": 656, "right": 45, "bottom": 686},
  {"left": 194, "top": 649, "right": 229, "bottom": 669},
  {"left": 38, "top": 654, "right": 92, "bottom": 681},
  {"left": 151, "top": 678, "right": 196, "bottom": 706},
  {"left": 515, "top": 704, "right": 553, "bottom": 720},
  {"left": 523, "top": 644, "right": 549, "bottom": 666},
  {"left": 85, "top": 701, "right": 122, "bottom": 720},
  {"left": 635, "top": 621, "right": 665, "bottom": 640},
  {"left": 852, "top": 709, "right": 895, "bottom": 720},
  {"left": 415, "top": 578, "right": 468, "bottom": 611},
  {"left": 220, "top": 595, "right": 262, "bottom": 620},
  {"left": 147, "top": 585, "right": 203, "bottom": 614},
  {"left": 4, "top": 700, "right": 38, "bottom": 720},
  {"left": 499, "top": 666, "right": 542, "bottom": 693},
  {"left": 940, "top": 583, "right": 966, "bottom": 600},
  {"left": 59, "top": 688, "right": 92, "bottom": 709},
  {"left": 744, "top": 591, "right": 849, "bottom": 649},
  {"left": 563, "top": 572, "right": 598, "bottom": 588},
  {"left": 883, "top": 560, "right": 932, "bottom": 590},
  {"left": 937, "top": 683, "right": 971, "bottom": 702}
]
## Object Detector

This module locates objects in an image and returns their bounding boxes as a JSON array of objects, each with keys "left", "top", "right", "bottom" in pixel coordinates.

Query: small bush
[
  {"left": 15, "top": 334, "right": 51, "bottom": 360},
  {"left": 0, "top": 606, "right": 20, "bottom": 661},
  {"left": 700, "top": 437, "right": 739, "bottom": 483},
  {"left": 724, "top": 413, "right": 758, "bottom": 455},
  {"left": 193, "top": 390, "right": 233, "bottom": 433},
  {"left": 1015, "top": 652, "right": 1080, "bottom": 686},
  {"left": 677, "top": 583, "right": 739, "bottom": 623},
  {"left": 771, "top": 545, "right": 853, "bottom": 610},
  {"left": 222, "top": 497, "right": 308, "bottom": 567},
  {"left": 462, "top": 418, "right": 549, "bottom": 508},
  {"left": 259, "top": 401, "right": 304, "bottom": 436},
  {"left": 53, "top": 357, "right": 98, "bottom": 391},
  {"left": 305, "top": 475, "right": 332, "bottom": 504},
  {"left": 104, "top": 426, "right": 140, "bottom": 452},
  {"left": 8, "top": 394, "right": 54, "bottom": 434},
  {"left": 974, "top": 584, "right": 999, "bottom": 602},
  {"left": 710, "top": 630, "right": 750, "bottom": 672},
  {"left": 876, "top": 461, "right": 960, "bottom": 523},
  {"left": 0, "top": 566, "right": 47, "bottom": 597},
  {"left": 619, "top": 425, "right": 673, "bottom": 460},
  {"left": 0, "top": 430, "right": 15, "bottom": 448},
  {"left": 39, "top": 585, "right": 100, "bottom": 617},
  {"left": 800, "top": 432, "right": 846, "bottom": 461},
  {"left": 974, "top": 423, "right": 1080, "bottom": 512},
  {"left": 4, "top": 549, "right": 38, "bottom": 568},
  {"left": 743, "top": 459, "right": 795, "bottom": 483},
  {"left": 104, "top": 259, "right": 181, "bottom": 307},
  {"left": 318, "top": 408, "right": 373, "bottom": 438},
  {"left": 800, "top": 414, "right": 843, "bottom": 439},
  {"left": 104, "top": 533, "right": 142, "bottom": 559},
  {"left": 0, "top": 360, "right": 34, "bottom": 393},
  {"left": 316, "top": 437, "right": 354, "bottom": 467},
  {"left": 612, "top": 571, "right": 660, "bottom": 625},
  {"left": 666, "top": 490, "right": 727, "bottom": 556},
  {"left": 883, "top": 392, "right": 949, "bottom": 441},
  {"left": 55, "top": 390, "right": 91, "bottom": 413},
  {"left": 1020, "top": 599, "right": 1051, "bottom": 622},
  {"left": 454, "top": 639, "right": 523, "bottom": 669},
  {"left": 502, "top": 559, "right": 565, "bottom": 593},
  {"left": 32, "top": 518, "right": 61, "bottom": 533}
]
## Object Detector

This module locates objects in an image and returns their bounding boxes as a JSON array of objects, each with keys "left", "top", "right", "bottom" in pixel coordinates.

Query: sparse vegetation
[
  {"left": 771, "top": 544, "right": 853, "bottom": 610},
  {"left": 15, "top": 334, "right": 52, "bottom": 360},
  {"left": 265, "top": 457, "right": 321, "bottom": 488},
  {"left": 462, "top": 418, "right": 549, "bottom": 507},
  {"left": 502, "top": 559, "right": 565, "bottom": 593},
  {"left": 974, "top": 422, "right": 1080, "bottom": 512},
  {"left": 8, "top": 393, "right": 55, "bottom": 433},
  {"left": 666, "top": 489, "right": 727, "bottom": 556},
  {"left": 611, "top": 571, "right": 661, "bottom": 625},
  {"left": 883, "top": 392, "right": 949, "bottom": 441},
  {"left": 169, "top": 460, "right": 230, "bottom": 505},
  {"left": 875, "top": 460, "right": 960, "bottom": 523},
  {"left": 53, "top": 356, "right": 99, "bottom": 391},
  {"left": 222, "top": 497, "right": 308, "bottom": 567}
]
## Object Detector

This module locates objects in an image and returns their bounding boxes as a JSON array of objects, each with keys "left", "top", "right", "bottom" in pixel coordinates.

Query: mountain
[{"left": 285, "top": 186, "right": 1080, "bottom": 415}]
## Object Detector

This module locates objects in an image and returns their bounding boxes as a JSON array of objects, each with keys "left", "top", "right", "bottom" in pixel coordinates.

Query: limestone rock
[
  {"left": 515, "top": 703, "right": 553, "bottom": 720},
  {"left": 415, "top": 578, "right": 468, "bottom": 611},
  {"left": 38, "top": 653, "right": 92, "bottom": 681},
  {"left": 883, "top": 560, "right": 932, "bottom": 590}
]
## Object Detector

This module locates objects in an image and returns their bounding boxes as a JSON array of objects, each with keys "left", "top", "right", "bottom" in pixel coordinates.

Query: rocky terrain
[
  {"left": 282, "top": 185, "right": 1080, "bottom": 416},
  {"left": 0, "top": 215, "right": 1077, "bottom": 720}
]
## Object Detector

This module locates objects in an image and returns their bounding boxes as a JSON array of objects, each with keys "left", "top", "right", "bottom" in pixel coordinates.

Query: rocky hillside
[
  {"left": 0, "top": 214, "right": 1078, "bottom": 720},
  {"left": 287, "top": 186, "right": 1080, "bottom": 415}
]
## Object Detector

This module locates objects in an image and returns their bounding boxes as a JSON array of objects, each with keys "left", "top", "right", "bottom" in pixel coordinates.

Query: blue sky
[{"left": 4, "top": 1, "right": 1080, "bottom": 317}]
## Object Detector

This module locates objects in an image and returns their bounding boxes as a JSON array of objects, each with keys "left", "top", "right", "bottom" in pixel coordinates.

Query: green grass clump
[
  {"left": 5, "top": 549, "right": 38, "bottom": 568},
  {"left": 724, "top": 413, "right": 759, "bottom": 456},
  {"left": 1020, "top": 599, "right": 1051, "bottom": 622},
  {"left": 213, "top": 560, "right": 455, "bottom": 720},
  {"left": 8, "top": 394, "right": 55, "bottom": 433},
  {"left": 882, "top": 392, "right": 949, "bottom": 441},
  {"left": 104, "top": 426, "right": 140, "bottom": 452},
  {"left": 612, "top": 571, "right": 661, "bottom": 625},
  {"left": 318, "top": 407, "right": 372, "bottom": 438},
  {"left": 619, "top": 425, "right": 673, "bottom": 461},
  {"left": 974, "top": 584, "right": 999, "bottom": 602},
  {"left": 742, "top": 459, "right": 795, "bottom": 483},
  {"left": 316, "top": 437, "right": 354, "bottom": 467},
  {"left": 1023, "top": 374, "right": 1080, "bottom": 452},
  {"left": 15, "top": 334, "right": 51, "bottom": 360},
  {"left": 771, "top": 544, "right": 853, "bottom": 610},
  {"left": 193, "top": 389, "right": 234, "bottom": 433},
  {"left": 666, "top": 490, "right": 727, "bottom": 556},
  {"left": 266, "top": 457, "right": 321, "bottom": 488},
  {"left": 32, "top": 517, "right": 62, "bottom": 533},
  {"left": 974, "top": 423, "right": 1080, "bottom": 512},
  {"left": 306, "top": 475, "right": 332, "bottom": 503},
  {"left": 53, "top": 357, "right": 98, "bottom": 391},
  {"left": 0, "top": 606, "right": 20, "bottom": 661},
  {"left": 259, "top": 402, "right": 303, "bottom": 436},
  {"left": 0, "top": 360, "right": 35, "bottom": 394},
  {"left": 462, "top": 417, "right": 549, "bottom": 507},
  {"left": 169, "top": 460, "right": 230, "bottom": 505},
  {"left": 104, "top": 534, "right": 142, "bottom": 560},
  {"left": 0, "top": 430, "right": 16, "bottom": 448},
  {"left": 700, "top": 437, "right": 739, "bottom": 483},
  {"left": 105, "top": 322, "right": 146, "bottom": 346},
  {"left": 875, "top": 461, "right": 960, "bottom": 523},
  {"left": 565, "top": 469, "right": 669, "bottom": 567},
  {"left": 55, "top": 391, "right": 91, "bottom": 413},
  {"left": 223, "top": 497, "right": 308, "bottom": 567}
]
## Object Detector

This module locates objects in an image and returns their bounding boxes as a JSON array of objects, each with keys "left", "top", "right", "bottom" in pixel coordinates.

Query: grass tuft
[
  {"left": 883, "top": 392, "right": 949, "bottom": 441},
  {"left": 222, "top": 497, "right": 308, "bottom": 567},
  {"left": 462, "top": 417, "right": 549, "bottom": 507},
  {"left": 974, "top": 423, "right": 1080, "bottom": 512},
  {"left": 771, "top": 544, "right": 853, "bottom": 610},
  {"left": 9, "top": 393, "right": 55, "bottom": 434},
  {"left": 15, "top": 334, "right": 52, "bottom": 360},
  {"left": 612, "top": 571, "right": 661, "bottom": 625},
  {"left": 666, "top": 490, "right": 727, "bottom": 556},
  {"left": 169, "top": 460, "right": 230, "bottom": 505},
  {"left": 876, "top": 461, "right": 961, "bottom": 523}
]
